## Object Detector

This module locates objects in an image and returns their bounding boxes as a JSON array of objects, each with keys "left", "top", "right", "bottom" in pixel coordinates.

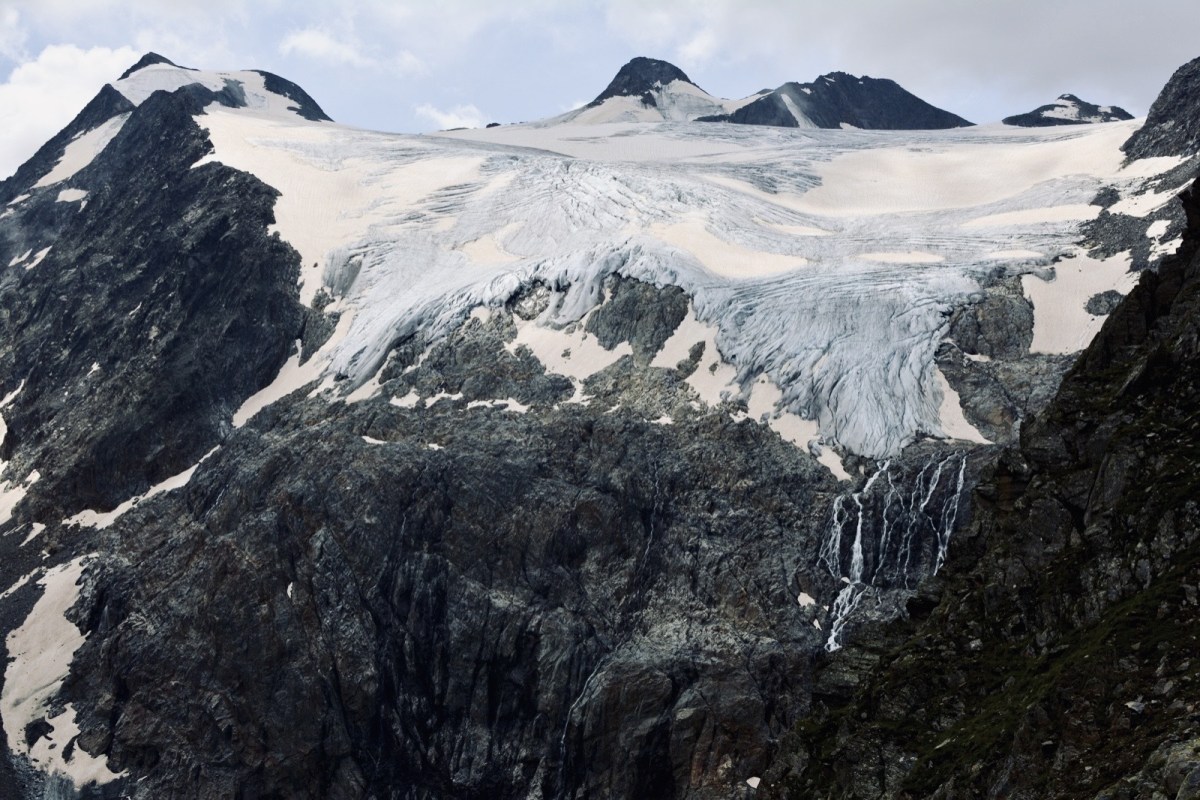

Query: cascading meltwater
[{"left": 819, "top": 452, "right": 968, "bottom": 652}]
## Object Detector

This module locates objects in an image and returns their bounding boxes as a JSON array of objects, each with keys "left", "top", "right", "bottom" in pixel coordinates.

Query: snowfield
[{"left": 156, "top": 63, "right": 1185, "bottom": 459}]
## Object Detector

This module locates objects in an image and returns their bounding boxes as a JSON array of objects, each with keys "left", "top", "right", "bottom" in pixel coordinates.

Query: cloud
[
  {"left": 414, "top": 102, "right": 488, "bottom": 130},
  {"left": 0, "top": 43, "right": 138, "bottom": 179},
  {"left": 0, "top": 8, "right": 29, "bottom": 61},
  {"left": 280, "top": 28, "right": 373, "bottom": 68},
  {"left": 677, "top": 28, "right": 718, "bottom": 67},
  {"left": 279, "top": 27, "right": 424, "bottom": 76}
]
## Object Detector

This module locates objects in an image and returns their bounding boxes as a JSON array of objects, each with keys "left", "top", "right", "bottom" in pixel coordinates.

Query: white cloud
[
  {"left": 279, "top": 28, "right": 374, "bottom": 69},
  {"left": 279, "top": 27, "right": 424, "bottom": 76},
  {"left": 0, "top": 44, "right": 138, "bottom": 179},
  {"left": 677, "top": 28, "right": 718, "bottom": 66},
  {"left": 0, "top": 8, "right": 29, "bottom": 61},
  {"left": 414, "top": 102, "right": 488, "bottom": 130}
]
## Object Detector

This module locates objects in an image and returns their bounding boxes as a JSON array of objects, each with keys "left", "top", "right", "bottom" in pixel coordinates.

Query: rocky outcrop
[
  {"left": 1123, "top": 56, "right": 1200, "bottom": 160},
  {"left": 1002, "top": 94, "right": 1133, "bottom": 127},
  {"left": 698, "top": 73, "right": 972, "bottom": 130},
  {"left": 40, "top": 282, "right": 851, "bottom": 799},
  {"left": 766, "top": 177, "right": 1200, "bottom": 799},
  {"left": 0, "top": 84, "right": 309, "bottom": 519},
  {"left": 589, "top": 57, "right": 699, "bottom": 107}
]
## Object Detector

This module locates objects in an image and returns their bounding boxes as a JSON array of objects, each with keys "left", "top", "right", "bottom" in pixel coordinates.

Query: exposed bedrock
[{"left": 765, "top": 178, "right": 1200, "bottom": 800}]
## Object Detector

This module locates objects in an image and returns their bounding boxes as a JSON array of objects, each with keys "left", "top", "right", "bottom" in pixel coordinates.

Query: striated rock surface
[{"left": 1123, "top": 56, "right": 1200, "bottom": 160}]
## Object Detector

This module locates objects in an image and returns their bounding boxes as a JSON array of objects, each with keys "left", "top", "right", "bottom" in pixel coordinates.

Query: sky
[{"left": 1, "top": 0, "right": 1199, "bottom": 178}]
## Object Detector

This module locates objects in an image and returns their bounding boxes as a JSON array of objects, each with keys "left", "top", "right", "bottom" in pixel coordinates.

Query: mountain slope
[
  {"left": 766, "top": 73, "right": 1200, "bottom": 800},
  {"left": 547, "top": 59, "right": 969, "bottom": 129},
  {"left": 0, "top": 53, "right": 1194, "bottom": 800},
  {"left": 1003, "top": 93, "right": 1134, "bottom": 127},
  {"left": 696, "top": 72, "right": 972, "bottom": 130},
  {"left": 551, "top": 57, "right": 761, "bottom": 124},
  {"left": 1123, "top": 55, "right": 1200, "bottom": 159}
]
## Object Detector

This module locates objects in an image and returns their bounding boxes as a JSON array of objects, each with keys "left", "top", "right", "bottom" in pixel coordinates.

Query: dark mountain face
[
  {"left": 698, "top": 72, "right": 972, "bottom": 130},
  {"left": 1123, "top": 56, "right": 1200, "bottom": 159},
  {"left": 117, "top": 52, "right": 183, "bottom": 81},
  {"left": 1003, "top": 93, "right": 1134, "bottom": 127},
  {"left": 765, "top": 173, "right": 1200, "bottom": 800},
  {"left": 589, "top": 56, "right": 698, "bottom": 106},
  {"left": 1, "top": 51, "right": 1197, "bottom": 800}
]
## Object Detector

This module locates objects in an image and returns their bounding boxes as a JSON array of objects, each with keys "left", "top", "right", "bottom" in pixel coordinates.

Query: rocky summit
[
  {"left": 0, "top": 50, "right": 1198, "bottom": 800},
  {"left": 1003, "top": 93, "right": 1134, "bottom": 127}
]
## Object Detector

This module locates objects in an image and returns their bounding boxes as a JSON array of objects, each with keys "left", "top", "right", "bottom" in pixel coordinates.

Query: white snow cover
[
  {"left": 112, "top": 63, "right": 315, "bottom": 119},
  {"left": 1022, "top": 250, "right": 1140, "bottom": 354},
  {"left": 188, "top": 93, "right": 1175, "bottom": 458},
  {"left": 2, "top": 557, "right": 123, "bottom": 787},
  {"left": 34, "top": 114, "right": 129, "bottom": 188},
  {"left": 548, "top": 79, "right": 761, "bottom": 125},
  {"left": 26, "top": 246, "right": 52, "bottom": 270},
  {"left": 55, "top": 188, "right": 88, "bottom": 203}
]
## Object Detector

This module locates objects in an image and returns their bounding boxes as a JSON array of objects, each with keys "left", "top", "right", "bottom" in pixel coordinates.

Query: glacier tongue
[{"left": 197, "top": 106, "right": 1170, "bottom": 458}]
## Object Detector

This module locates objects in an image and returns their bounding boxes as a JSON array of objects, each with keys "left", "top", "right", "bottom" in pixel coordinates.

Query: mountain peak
[
  {"left": 589, "top": 57, "right": 698, "bottom": 106},
  {"left": 1003, "top": 94, "right": 1133, "bottom": 127},
  {"left": 118, "top": 52, "right": 183, "bottom": 81}
]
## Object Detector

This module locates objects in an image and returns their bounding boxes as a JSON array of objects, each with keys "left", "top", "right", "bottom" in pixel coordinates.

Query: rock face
[
  {"left": 589, "top": 56, "right": 700, "bottom": 106},
  {"left": 766, "top": 177, "right": 1200, "bottom": 799},
  {"left": 0, "top": 51, "right": 1190, "bottom": 800},
  {"left": 1123, "top": 56, "right": 1200, "bottom": 159},
  {"left": 697, "top": 73, "right": 972, "bottom": 130},
  {"left": 1002, "top": 93, "right": 1133, "bottom": 127},
  {"left": 560, "top": 59, "right": 970, "bottom": 129}
]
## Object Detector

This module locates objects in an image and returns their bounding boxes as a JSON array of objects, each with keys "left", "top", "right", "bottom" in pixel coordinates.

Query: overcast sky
[{"left": 2, "top": 0, "right": 1199, "bottom": 178}]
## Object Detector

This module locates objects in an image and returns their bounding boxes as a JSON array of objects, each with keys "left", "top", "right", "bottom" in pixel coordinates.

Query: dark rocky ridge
[
  {"left": 0, "top": 82, "right": 310, "bottom": 519},
  {"left": 589, "top": 57, "right": 700, "bottom": 107},
  {"left": 765, "top": 175, "right": 1200, "bottom": 799},
  {"left": 1002, "top": 93, "right": 1133, "bottom": 127},
  {"left": 0, "top": 85, "right": 134, "bottom": 205},
  {"left": 117, "top": 51, "right": 183, "bottom": 81},
  {"left": 1123, "top": 56, "right": 1200, "bottom": 159},
  {"left": 697, "top": 73, "right": 972, "bottom": 130}
]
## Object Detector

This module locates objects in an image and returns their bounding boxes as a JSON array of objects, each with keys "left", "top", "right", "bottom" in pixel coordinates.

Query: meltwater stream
[{"left": 819, "top": 453, "right": 968, "bottom": 651}]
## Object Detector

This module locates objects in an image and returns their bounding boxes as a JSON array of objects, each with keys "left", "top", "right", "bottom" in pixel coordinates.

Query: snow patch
[
  {"left": 507, "top": 311, "right": 632, "bottom": 382},
  {"left": 0, "top": 470, "right": 39, "bottom": 527},
  {"left": 55, "top": 188, "right": 88, "bottom": 203},
  {"left": 2, "top": 557, "right": 123, "bottom": 786},
  {"left": 467, "top": 397, "right": 531, "bottom": 413},
  {"left": 1146, "top": 219, "right": 1170, "bottom": 239},
  {"left": 859, "top": 251, "right": 944, "bottom": 264},
  {"left": 21, "top": 522, "right": 47, "bottom": 547},
  {"left": 1022, "top": 251, "right": 1138, "bottom": 354},
  {"left": 64, "top": 447, "right": 218, "bottom": 529},
  {"left": 34, "top": 114, "right": 129, "bottom": 188},
  {"left": 26, "top": 246, "right": 52, "bottom": 270},
  {"left": 934, "top": 368, "right": 990, "bottom": 444},
  {"left": 961, "top": 204, "right": 1099, "bottom": 228},
  {"left": 390, "top": 390, "right": 422, "bottom": 409},
  {"left": 650, "top": 217, "right": 808, "bottom": 276}
]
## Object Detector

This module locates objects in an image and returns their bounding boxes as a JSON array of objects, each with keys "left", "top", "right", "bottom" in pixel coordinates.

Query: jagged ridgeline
[{"left": 0, "top": 50, "right": 1197, "bottom": 800}]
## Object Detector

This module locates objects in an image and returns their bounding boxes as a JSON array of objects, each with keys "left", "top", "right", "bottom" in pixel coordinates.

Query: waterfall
[{"left": 820, "top": 453, "right": 968, "bottom": 652}]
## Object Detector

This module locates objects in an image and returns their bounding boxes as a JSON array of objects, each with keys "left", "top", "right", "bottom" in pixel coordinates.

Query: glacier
[{"left": 77, "top": 61, "right": 1181, "bottom": 460}]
